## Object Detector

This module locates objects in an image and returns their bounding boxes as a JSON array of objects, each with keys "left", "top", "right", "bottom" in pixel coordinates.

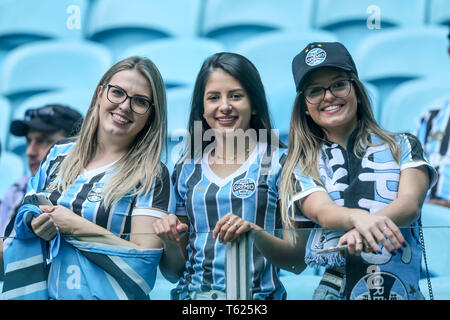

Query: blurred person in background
[
  {"left": 416, "top": 23, "right": 450, "bottom": 208},
  {"left": 0, "top": 105, "right": 82, "bottom": 287}
]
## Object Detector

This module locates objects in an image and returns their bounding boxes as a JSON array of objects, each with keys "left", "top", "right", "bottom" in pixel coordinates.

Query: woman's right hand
[
  {"left": 152, "top": 214, "right": 188, "bottom": 245},
  {"left": 31, "top": 210, "right": 59, "bottom": 241},
  {"left": 349, "top": 211, "right": 406, "bottom": 254}
]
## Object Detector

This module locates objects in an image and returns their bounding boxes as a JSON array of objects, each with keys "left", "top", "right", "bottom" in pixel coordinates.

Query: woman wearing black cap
[{"left": 279, "top": 42, "right": 437, "bottom": 300}]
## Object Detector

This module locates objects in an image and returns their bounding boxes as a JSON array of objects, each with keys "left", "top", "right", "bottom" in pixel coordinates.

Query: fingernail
[
  {"left": 397, "top": 248, "right": 403, "bottom": 254},
  {"left": 402, "top": 242, "right": 407, "bottom": 247},
  {"left": 390, "top": 251, "right": 396, "bottom": 256},
  {"left": 377, "top": 250, "right": 383, "bottom": 255}
]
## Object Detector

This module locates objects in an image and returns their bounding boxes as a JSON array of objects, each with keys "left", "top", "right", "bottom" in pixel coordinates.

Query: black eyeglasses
[
  {"left": 24, "top": 106, "right": 79, "bottom": 122},
  {"left": 302, "top": 79, "right": 354, "bottom": 104},
  {"left": 106, "top": 84, "right": 153, "bottom": 115}
]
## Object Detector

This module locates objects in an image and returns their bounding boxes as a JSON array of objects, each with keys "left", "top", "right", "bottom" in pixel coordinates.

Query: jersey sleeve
[
  {"left": 132, "top": 164, "right": 176, "bottom": 218},
  {"left": 398, "top": 133, "right": 438, "bottom": 190},
  {"left": 288, "top": 165, "right": 326, "bottom": 221}
]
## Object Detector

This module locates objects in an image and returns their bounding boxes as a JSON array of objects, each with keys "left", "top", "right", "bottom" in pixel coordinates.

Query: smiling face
[
  {"left": 303, "top": 68, "right": 358, "bottom": 140},
  {"left": 96, "top": 69, "right": 152, "bottom": 148},
  {"left": 202, "top": 68, "right": 254, "bottom": 137}
]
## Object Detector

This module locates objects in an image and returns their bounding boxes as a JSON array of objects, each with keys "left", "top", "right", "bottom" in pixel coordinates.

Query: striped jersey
[
  {"left": 2, "top": 139, "right": 175, "bottom": 300},
  {"left": 34, "top": 139, "right": 174, "bottom": 235},
  {"left": 293, "top": 131, "right": 437, "bottom": 300},
  {"left": 416, "top": 98, "right": 450, "bottom": 201},
  {"left": 171, "top": 142, "right": 287, "bottom": 300}
]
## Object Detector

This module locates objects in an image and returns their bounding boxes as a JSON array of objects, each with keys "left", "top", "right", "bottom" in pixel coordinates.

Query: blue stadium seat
[
  {"left": 420, "top": 276, "right": 450, "bottom": 300},
  {"left": 420, "top": 203, "right": 450, "bottom": 278},
  {"left": 7, "top": 89, "right": 92, "bottom": 152},
  {"left": 314, "top": 0, "right": 427, "bottom": 55},
  {"left": 363, "top": 82, "right": 381, "bottom": 122},
  {"left": 0, "top": 40, "right": 113, "bottom": 110},
  {"left": 0, "top": 150, "right": 25, "bottom": 199},
  {"left": 87, "top": 0, "right": 203, "bottom": 58},
  {"left": 235, "top": 31, "right": 338, "bottom": 93},
  {"left": 280, "top": 274, "right": 322, "bottom": 300},
  {"left": 380, "top": 77, "right": 450, "bottom": 134},
  {"left": 265, "top": 86, "right": 296, "bottom": 145},
  {"left": 201, "top": 0, "right": 314, "bottom": 50},
  {"left": 0, "top": 95, "right": 11, "bottom": 150},
  {"left": 164, "top": 87, "right": 192, "bottom": 173},
  {"left": 119, "top": 38, "right": 224, "bottom": 90},
  {"left": 355, "top": 26, "right": 450, "bottom": 108},
  {"left": 428, "top": 0, "right": 450, "bottom": 25},
  {"left": 0, "top": 0, "right": 88, "bottom": 49},
  {"left": 151, "top": 269, "right": 175, "bottom": 300}
]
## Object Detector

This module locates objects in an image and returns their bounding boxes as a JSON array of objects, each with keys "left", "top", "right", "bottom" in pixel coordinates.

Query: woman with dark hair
[
  {"left": 280, "top": 42, "right": 437, "bottom": 300},
  {"left": 153, "top": 52, "right": 308, "bottom": 300}
]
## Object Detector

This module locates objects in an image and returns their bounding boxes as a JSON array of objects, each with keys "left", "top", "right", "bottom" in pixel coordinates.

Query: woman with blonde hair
[
  {"left": 2, "top": 56, "right": 175, "bottom": 300},
  {"left": 280, "top": 42, "right": 436, "bottom": 300}
]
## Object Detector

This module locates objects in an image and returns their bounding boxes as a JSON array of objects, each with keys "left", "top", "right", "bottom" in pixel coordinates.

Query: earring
[{"left": 305, "top": 110, "right": 310, "bottom": 116}]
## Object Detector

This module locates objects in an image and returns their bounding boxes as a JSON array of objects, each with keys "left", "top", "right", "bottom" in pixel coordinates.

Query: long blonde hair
[
  {"left": 280, "top": 73, "right": 401, "bottom": 242},
  {"left": 53, "top": 56, "right": 167, "bottom": 209}
]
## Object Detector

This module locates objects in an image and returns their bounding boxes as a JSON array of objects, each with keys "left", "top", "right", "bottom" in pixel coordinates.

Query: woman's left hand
[
  {"left": 213, "top": 213, "right": 261, "bottom": 243},
  {"left": 42, "top": 205, "right": 81, "bottom": 235}
]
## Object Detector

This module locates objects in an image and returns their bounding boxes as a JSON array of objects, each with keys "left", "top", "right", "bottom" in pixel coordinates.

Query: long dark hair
[{"left": 184, "top": 52, "right": 283, "bottom": 160}]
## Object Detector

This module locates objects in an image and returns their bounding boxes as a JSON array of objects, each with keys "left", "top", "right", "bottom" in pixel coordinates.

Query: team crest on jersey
[
  {"left": 305, "top": 48, "right": 326, "bottom": 66},
  {"left": 87, "top": 183, "right": 103, "bottom": 202},
  {"left": 232, "top": 178, "right": 256, "bottom": 199},
  {"left": 350, "top": 268, "right": 409, "bottom": 300}
]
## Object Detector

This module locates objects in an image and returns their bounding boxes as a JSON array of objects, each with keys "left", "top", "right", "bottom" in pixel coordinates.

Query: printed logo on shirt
[
  {"left": 305, "top": 48, "right": 326, "bottom": 66},
  {"left": 232, "top": 178, "right": 256, "bottom": 199},
  {"left": 87, "top": 183, "right": 103, "bottom": 202},
  {"left": 349, "top": 265, "right": 409, "bottom": 300}
]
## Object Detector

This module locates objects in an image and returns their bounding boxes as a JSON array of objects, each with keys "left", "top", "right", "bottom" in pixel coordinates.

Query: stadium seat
[
  {"left": 420, "top": 203, "right": 450, "bottom": 278},
  {"left": 419, "top": 276, "right": 450, "bottom": 300},
  {"left": 119, "top": 38, "right": 224, "bottom": 90},
  {"left": 380, "top": 77, "right": 450, "bottom": 134},
  {"left": 7, "top": 89, "right": 92, "bottom": 152},
  {"left": 86, "top": 0, "right": 203, "bottom": 58},
  {"left": 164, "top": 87, "right": 192, "bottom": 173},
  {"left": 0, "top": 0, "right": 88, "bottom": 49},
  {"left": 428, "top": 0, "right": 450, "bottom": 26},
  {"left": 265, "top": 86, "right": 296, "bottom": 145},
  {"left": 314, "top": 0, "right": 427, "bottom": 55},
  {"left": 363, "top": 82, "right": 381, "bottom": 122},
  {"left": 0, "top": 150, "right": 25, "bottom": 199},
  {"left": 0, "top": 96, "right": 11, "bottom": 150},
  {"left": 0, "top": 40, "right": 113, "bottom": 110},
  {"left": 201, "top": 0, "right": 314, "bottom": 50},
  {"left": 355, "top": 26, "right": 450, "bottom": 107},
  {"left": 280, "top": 274, "right": 322, "bottom": 300},
  {"left": 235, "top": 31, "right": 338, "bottom": 93}
]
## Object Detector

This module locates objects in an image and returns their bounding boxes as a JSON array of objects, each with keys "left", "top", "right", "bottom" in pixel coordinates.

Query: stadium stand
[
  {"left": 86, "top": 0, "right": 203, "bottom": 58},
  {"left": 0, "top": 150, "right": 25, "bottom": 199},
  {"left": 380, "top": 77, "right": 450, "bottom": 134},
  {"left": 428, "top": 0, "right": 450, "bottom": 25},
  {"left": 0, "top": 96, "right": 11, "bottom": 151},
  {"left": 355, "top": 26, "right": 450, "bottom": 107},
  {"left": 314, "top": 0, "right": 427, "bottom": 55},
  {"left": 119, "top": 38, "right": 224, "bottom": 89},
  {"left": 0, "top": 40, "right": 112, "bottom": 114}
]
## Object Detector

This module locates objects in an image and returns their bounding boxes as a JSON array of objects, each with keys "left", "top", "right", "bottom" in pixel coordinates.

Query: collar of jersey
[{"left": 201, "top": 141, "right": 267, "bottom": 187}]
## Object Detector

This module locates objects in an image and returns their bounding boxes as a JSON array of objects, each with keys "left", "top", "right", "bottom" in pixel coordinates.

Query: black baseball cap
[
  {"left": 292, "top": 42, "right": 358, "bottom": 92},
  {"left": 10, "top": 104, "right": 83, "bottom": 137}
]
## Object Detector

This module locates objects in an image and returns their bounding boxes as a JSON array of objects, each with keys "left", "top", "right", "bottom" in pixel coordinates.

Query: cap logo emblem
[{"left": 305, "top": 48, "right": 326, "bottom": 66}]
